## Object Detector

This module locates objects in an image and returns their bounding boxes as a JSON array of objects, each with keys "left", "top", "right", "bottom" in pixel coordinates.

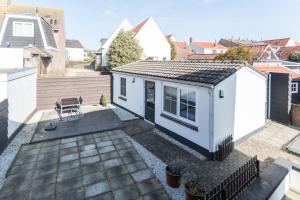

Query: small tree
[
  {"left": 108, "top": 31, "right": 143, "bottom": 69},
  {"left": 169, "top": 41, "right": 177, "bottom": 60},
  {"left": 215, "top": 46, "right": 252, "bottom": 63},
  {"left": 289, "top": 52, "right": 300, "bottom": 63}
]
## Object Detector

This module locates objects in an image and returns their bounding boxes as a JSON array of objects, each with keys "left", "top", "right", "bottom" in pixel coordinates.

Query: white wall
[
  {"left": 213, "top": 73, "right": 236, "bottom": 151},
  {"left": 66, "top": 48, "right": 86, "bottom": 61},
  {"left": 113, "top": 72, "right": 212, "bottom": 151},
  {"left": 113, "top": 73, "right": 145, "bottom": 116},
  {"left": 290, "top": 167, "right": 300, "bottom": 193},
  {"left": 6, "top": 68, "right": 37, "bottom": 137},
  {"left": 189, "top": 44, "right": 227, "bottom": 55},
  {"left": 213, "top": 67, "right": 267, "bottom": 148},
  {"left": 135, "top": 18, "right": 170, "bottom": 61},
  {"left": 269, "top": 174, "right": 290, "bottom": 200},
  {"left": 233, "top": 68, "right": 267, "bottom": 141},
  {"left": 0, "top": 48, "right": 24, "bottom": 69}
]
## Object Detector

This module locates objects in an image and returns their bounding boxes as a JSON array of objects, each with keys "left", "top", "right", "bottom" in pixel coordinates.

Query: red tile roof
[
  {"left": 262, "top": 38, "right": 291, "bottom": 47},
  {"left": 131, "top": 18, "right": 149, "bottom": 34},
  {"left": 255, "top": 65, "right": 300, "bottom": 80},
  {"left": 192, "top": 42, "right": 227, "bottom": 49},
  {"left": 174, "top": 41, "right": 193, "bottom": 61},
  {"left": 276, "top": 46, "right": 300, "bottom": 61}
]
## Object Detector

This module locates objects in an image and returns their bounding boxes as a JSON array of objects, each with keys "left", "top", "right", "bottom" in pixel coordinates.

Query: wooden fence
[
  {"left": 206, "top": 155, "right": 259, "bottom": 200},
  {"left": 215, "top": 135, "right": 234, "bottom": 161},
  {"left": 37, "top": 75, "right": 111, "bottom": 110}
]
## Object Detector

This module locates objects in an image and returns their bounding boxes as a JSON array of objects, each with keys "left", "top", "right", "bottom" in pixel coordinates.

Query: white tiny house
[{"left": 112, "top": 61, "right": 267, "bottom": 158}]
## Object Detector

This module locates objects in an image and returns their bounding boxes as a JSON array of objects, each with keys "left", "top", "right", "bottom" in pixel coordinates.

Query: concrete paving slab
[{"left": 0, "top": 130, "right": 169, "bottom": 200}]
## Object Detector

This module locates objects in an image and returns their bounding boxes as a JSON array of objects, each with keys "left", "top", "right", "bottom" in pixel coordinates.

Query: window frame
[
  {"left": 291, "top": 82, "right": 298, "bottom": 94},
  {"left": 179, "top": 88, "right": 196, "bottom": 122},
  {"left": 13, "top": 21, "right": 34, "bottom": 37},
  {"left": 162, "top": 84, "right": 197, "bottom": 124},
  {"left": 120, "top": 77, "right": 127, "bottom": 97}
]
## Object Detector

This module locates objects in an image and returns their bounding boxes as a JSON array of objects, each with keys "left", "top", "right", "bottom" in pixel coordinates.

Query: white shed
[{"left": 112, "top": 61, "right": 267, "bottom": 158}]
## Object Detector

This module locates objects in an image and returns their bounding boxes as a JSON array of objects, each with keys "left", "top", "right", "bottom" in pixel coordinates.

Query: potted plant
[
  {"left": 100, "top": 95, "right": 108, "bottom": 107},
  {"left": 165, "top": 160, "right": 187, "bottom": 188},
  {"left": 181, "top": 169, "right": 205, "bottom": 200}
]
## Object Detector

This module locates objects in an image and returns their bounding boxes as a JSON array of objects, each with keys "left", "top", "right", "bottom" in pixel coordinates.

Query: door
[
  {"left": 145, "top": 81, "right": 155, "bottom": 123},
  {"left": 268, "top": 73, "right": 291, "bottom": 124}
]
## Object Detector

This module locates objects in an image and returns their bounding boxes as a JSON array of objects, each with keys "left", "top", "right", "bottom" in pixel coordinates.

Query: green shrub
[
  {"left": 289, "top": 52, "right": 300, "bottom": 63},
  {"left": 108, "top": 31, "right": 143, "bottom": 69},
  {"left": 100, "top": 95, "right": 108, "bottom": 107}
]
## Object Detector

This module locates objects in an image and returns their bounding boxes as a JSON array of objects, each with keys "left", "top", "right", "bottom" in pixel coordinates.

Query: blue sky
[{"left": 15, "top": 0, "right": 300, "bottom": 50}]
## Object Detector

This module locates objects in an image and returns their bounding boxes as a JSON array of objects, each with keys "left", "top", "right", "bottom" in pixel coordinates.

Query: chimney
[
  {"left": 0, "top": 0, "right": 11, "bottom": 8},
  {"left": 189, "top": 37, "right": 193, "bottom": 45}
]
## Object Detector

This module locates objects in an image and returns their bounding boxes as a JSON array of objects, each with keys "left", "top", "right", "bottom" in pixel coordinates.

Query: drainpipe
[
  {"left": 268, "top": 74, "right": 271, "bottom": 119},
  {"left": 208, "top": 87, "right": 214, "bottom": 159}
]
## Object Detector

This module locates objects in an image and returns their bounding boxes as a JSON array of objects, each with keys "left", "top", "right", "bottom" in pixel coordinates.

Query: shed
[{"left": 112, "top": 61, "right": 267, "bottom": 158}]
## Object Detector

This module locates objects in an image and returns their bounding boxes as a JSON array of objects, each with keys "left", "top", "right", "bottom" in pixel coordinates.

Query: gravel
[
  {"left": 0, "top": 111, "right": 42, "bottom": 189},
  {"left": 126, "top": 135, "right": 185, "bottom": 200}
]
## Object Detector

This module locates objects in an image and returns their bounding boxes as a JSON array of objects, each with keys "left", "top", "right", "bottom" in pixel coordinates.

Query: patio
[
  {"left": 1, "top": 104, "right": 300, "bottom": 200},
  {"left": 31, "top": 106, "right": 124, "bottom": 143},
  {"left": 0, "top": 129, "right": 169, "bottom": 200}
]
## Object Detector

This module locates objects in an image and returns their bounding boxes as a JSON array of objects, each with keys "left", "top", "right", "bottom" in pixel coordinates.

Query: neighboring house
[
  {"left": 262, "top": 38, "right": 296, "bottom": 49},
  {"left": 218, "top": 38, "right": 258, "bottom": 48},
  {"left": 189, "top": 42, "right": 227, "bottom": 54},
  {"left": 276, "top": 46, "right": 300, "bottom": 61},
  {"left": 99, "top": 17, "right": 170, "bottom": 67},
  {"left": 0, "top": 1, "right": 66, "bottom": 73},
  {"left": 174, "top": 41, "right": 193, "bottom": 61},
  {"left": 249, "top": 44, "right": 279, "bottom": 62},
  {"left": 65, "top": 39, "right": 87, "bottom": 61},
  {"left": 112, "top": 61, "right": 267, "bottom": 158},
  {"left": 255, "top": 64, "right": 300, "bottom": 103},
  {"left": 0, "top": 14, "right": 57, "bottom": 74}
]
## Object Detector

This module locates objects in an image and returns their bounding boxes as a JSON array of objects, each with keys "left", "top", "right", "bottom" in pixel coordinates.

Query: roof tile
[{"left": 112, "top": 61, "right": 245, "bottom": 85}]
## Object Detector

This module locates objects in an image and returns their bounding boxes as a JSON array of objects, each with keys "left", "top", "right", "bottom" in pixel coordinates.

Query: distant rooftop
[{"left": 66, "top": 39, "right": 84, "bottom": 49}]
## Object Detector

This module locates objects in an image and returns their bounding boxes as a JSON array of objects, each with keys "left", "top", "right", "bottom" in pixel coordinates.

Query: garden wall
[{"left": 37, "top": 75, "right": 111, "bottom": 110}]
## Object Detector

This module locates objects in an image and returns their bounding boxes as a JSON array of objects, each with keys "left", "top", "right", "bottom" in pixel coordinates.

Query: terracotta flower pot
[
  {"left": 166, "top": 166, "right": 181, "bottom": 188},
  {"left": 185, "top": 185, "right": 205, "bottom": 200}
]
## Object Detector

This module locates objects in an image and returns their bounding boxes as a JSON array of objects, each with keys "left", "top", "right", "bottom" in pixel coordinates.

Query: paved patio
[
  {"left": 122, "top": 119, "right": 252, "bottom": 192},
  {"left": 0, "top": 129, "right": 169, "bottom": 200},
  {"left": 236, "top": 120, "right": 300, "bottom": 171},
  {"left": 32, "top": 106, "right": 123, "bottom": 143}
]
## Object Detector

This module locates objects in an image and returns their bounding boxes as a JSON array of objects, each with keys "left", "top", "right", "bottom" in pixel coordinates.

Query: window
[
  {"left": 291, "top": 83, "right": 298, "bottom": 94},
  {"left": 120, "top": 77, "right": 126, "bottom": 96},
  {"left": 13, "top": 21, "right": 34, "bottom": 37},
  {"left": 180, "top": 89, "right": 196, "bottom": 121},
  {"left": 163, "top": 86, "right": 177, "bottom": 114}
]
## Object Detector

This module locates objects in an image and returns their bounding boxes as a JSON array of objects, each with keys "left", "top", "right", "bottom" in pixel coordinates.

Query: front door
[{"left": 145, "top": 81, "right": 155, "bottom": 123}]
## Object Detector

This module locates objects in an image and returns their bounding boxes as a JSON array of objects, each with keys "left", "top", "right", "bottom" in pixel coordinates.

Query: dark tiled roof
[
  {"left": 66, "top": 39, "right": 84, "bottom": 48},
  {"left": 41, "top": 18, "right": 57, "bottom": 48},
  {"left": 112, "top": 61, "right": 245, "bottom": 85}
]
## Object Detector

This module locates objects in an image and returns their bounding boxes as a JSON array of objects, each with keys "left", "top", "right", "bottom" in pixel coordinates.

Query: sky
[{"left": 15, "top": 0, "right": 300, "bottom": 50}]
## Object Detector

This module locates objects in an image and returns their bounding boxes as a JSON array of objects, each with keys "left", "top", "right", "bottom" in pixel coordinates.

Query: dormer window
[{"left": 13, "top": 21, "right": 34, "bottom": 37}]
